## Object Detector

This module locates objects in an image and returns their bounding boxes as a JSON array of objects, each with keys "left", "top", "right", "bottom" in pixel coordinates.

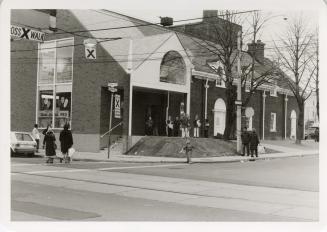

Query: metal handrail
[{"left": 100, "top": 122, "right": 123, "bottom": 138}]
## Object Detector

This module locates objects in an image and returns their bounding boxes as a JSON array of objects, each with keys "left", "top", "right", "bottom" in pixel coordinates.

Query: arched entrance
[
  {"left": 213, "top": 98, "right": 226, "bottom": 136},
  {"left": 290, "top": 110, "right": 297, "bottom": 140}
]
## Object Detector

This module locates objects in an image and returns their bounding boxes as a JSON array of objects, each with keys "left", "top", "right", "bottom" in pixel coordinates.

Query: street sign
[
  {"left": 11, "top": 25, "right": 45, "bottom": 42},
  {"left": 108, "top": 82, "right": 118, "bottom": 88},
  {"left": 85, "top": 47, "right": 96, "bottom": 59},
  {"left": 114, "top": 94, "right": 121, "bottom": 118}
]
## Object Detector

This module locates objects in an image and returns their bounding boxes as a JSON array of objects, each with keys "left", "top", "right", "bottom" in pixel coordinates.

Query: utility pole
[{"left": 236, "top": 30, "right": 242, "bottom": 154}]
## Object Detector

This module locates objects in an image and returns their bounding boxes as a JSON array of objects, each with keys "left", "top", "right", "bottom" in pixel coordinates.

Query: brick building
[{"left": 11, "top": 9, "right": 299, "bottom": 153}]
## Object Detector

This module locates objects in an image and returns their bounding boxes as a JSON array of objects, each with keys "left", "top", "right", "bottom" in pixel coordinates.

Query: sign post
[{"left": 107, "top": 83, "right": 118, "bottom": 159}]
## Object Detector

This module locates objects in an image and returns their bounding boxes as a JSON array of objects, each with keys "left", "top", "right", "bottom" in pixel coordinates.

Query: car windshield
[{"left": 15, "top": 133, "right": 33, "bottom": 141}]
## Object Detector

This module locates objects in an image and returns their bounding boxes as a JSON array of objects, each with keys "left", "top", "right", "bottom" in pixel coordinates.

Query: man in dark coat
[
  {"left": 59, "top": 123, "right": 73, "bottom": 163},
  {"left": 249, "top": 128, "right": 260, "bottom": 157},
  {"left": 43, "top": 129, "right": 56, "bottom": 163},
  {"left": 241, "top": 127, "right": 250, "bottom": 156}
]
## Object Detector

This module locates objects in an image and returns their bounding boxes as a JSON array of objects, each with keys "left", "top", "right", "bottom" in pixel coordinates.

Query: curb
[{"left": 72, "top": 152, "right": 318, "bottom": 164}]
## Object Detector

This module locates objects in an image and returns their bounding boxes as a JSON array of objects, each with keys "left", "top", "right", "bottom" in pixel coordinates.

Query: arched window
[{"left": 160, "top": 51, "right": 186, "bottom": 85}]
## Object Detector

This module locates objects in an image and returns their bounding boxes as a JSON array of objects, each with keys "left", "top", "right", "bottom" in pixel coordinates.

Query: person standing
[
  {"left": 59, "top": 123, "right": 74, "bottom": 163},
  {"left": 204, "top": 119, "right": 210, "bottom": 138},
  {"left": 249, "top": 128, "right": 260, "bottom": 158},
  {"left": 31, "top": 124, "right": 40, "bottom": 153},
  {"left": 166, "top": 115, "right": 173, "bottom": 137},
  {"left": 43, "top": 128, "right": 56, "bottom": 163},
  {"left": 173, "top": 116, "right": 180, "bottom": 137},
  {"left": 241, "top": 127, "right": 250, "bottom": 156},
  {"left": 145, "top": 116, "right": 153, "bottom": 135},
  {"left": 193, "top": 115, "right": 201, "bottom": 138},
  {"left": 314, "top": 128, "right": 319, "bottom": 142}
]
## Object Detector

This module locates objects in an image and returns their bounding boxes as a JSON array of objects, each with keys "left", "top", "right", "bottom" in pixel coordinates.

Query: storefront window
[
  {"left": 38, "top": 89, "right": 54, "bottom": 128},
  {"left": 37, "top": 38, "right": 73, "bottom": 129},
  {"left": 38, "top": 43, "right": 55, "bottom": 84},
  {"left": 56, "top": 39, "right": 73, "bottom": 83}
]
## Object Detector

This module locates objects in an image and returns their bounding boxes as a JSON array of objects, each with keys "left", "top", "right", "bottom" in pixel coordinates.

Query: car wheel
[{"left": 28, "top": 152, "right": 35, "bottom": 157}]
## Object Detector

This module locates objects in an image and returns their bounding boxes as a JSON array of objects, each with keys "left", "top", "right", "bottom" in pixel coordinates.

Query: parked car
[
  {"left": 10, "top": 131, "right": 37, "bottom": 156},
  {"left": 305, "top": 127, "right": 318, "bottom": 140}
]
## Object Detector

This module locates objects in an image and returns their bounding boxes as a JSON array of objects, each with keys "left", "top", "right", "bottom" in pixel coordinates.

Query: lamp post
[{"left": 107, "top": 82, "right": 118, "bottom": 158}]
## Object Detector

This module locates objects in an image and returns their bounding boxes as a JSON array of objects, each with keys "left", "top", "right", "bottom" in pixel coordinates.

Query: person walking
[
  {"left": 314, "top": 128, "right": 319, "bottom": 142},
  {"left": 31, "top": 124, "right": 40, "bottom": 153},
  {"left": 59, "top": 123, "right": 74, "bottom": 163},
  {"left": 43, "top": 128, "right": 56, "bottom": 163},
  {"left": 193, "top": 114, "right": 201, "bottom": 138},
  {"left": 183, "top": 139, "right": 193, "bottom": 163},
  {"left": 249, "top": 128, "right": 260, "bottom": 158},
  {"left": 241, "top": 126, "right": 250, "bottom": 156},
  {"left": 166, "top": 115, "right": 173, "bottom": 137},
  {"left": 173, "top": 116, "right": 180, "bottom": 137}
]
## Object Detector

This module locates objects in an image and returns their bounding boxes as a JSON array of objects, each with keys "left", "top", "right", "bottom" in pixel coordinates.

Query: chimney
[
  {"left": 247, "top": 40, "right": 265, "bottom": 62},
  {"left": 203, "top": 10, "right": 218, "bottom": 21}
]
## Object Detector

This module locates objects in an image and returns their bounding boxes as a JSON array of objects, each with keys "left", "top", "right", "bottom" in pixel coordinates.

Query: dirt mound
[{"left": 126, "top": 136, "right": 238, "bottom": 158}]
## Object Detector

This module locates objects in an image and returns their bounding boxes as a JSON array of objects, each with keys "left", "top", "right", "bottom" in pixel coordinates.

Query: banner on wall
[{"left": 114, "top": 94, "right": 121, "bottom": 119}]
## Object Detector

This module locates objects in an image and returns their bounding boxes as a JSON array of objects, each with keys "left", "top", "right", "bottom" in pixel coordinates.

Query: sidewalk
[{"left": 38, "top": 139, "right": 319, "bottom": 163}]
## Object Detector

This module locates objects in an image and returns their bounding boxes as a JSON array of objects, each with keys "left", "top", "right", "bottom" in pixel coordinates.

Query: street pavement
[{"left": 11, "top": 154, "right": 318, "bottom": 221}]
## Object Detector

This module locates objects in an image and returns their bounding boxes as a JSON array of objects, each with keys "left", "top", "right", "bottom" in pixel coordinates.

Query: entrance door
[
  {"left": 213, "top": 98, "right": 226, "bottom": 136},
  {"left": 290, "top": 110, "right": 297, "bottom": 139}
]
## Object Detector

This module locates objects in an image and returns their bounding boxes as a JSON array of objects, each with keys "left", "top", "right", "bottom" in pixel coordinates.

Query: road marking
[{"left": 12, "top": 163, "right": 188, "bottom": 175}]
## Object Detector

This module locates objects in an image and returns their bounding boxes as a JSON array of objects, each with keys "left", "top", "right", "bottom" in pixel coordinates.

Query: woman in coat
[
  {"left": 249, "top": 128, "right": 260, "bottom": 158},
  {"left": 43, "top": 128, "right": 56, "bottom": 163},
  {"left": 59, "top": 123, "right": 73, "bottom": 163}
]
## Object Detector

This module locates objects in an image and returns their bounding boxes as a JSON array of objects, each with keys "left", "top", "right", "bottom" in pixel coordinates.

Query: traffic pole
[{"left": 108, "top": 92, "right": 114, "bottom": 159}]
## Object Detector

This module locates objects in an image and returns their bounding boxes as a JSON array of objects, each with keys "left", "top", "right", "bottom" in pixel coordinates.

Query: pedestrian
[
  {"left": 166, "top": 115, "right": 173, "bottom": 137},
  {"left": 59, "top": 123, "right": 74, "bottom": 163},
  {"left": 180, "top": 113, "right": 190, "bottom": 138},
  {"left": 173, "top": 116, "right": 180, "bottom": 137},
  {"left": 314, "top": 128, "right": 319, "bottom": 142},
  {"left": 204, "top": 119, "right": 210, "bottom": 138},
  {"left": 249, "top": 128, "right": 260, "bottom": 158},
  {"left": 193, "top": 114, "right": 201, "bottom": 138},
  {"left": 43, "top": 128, "right": 56, "bottom": 163},
  {"left": 241, "top": 126, "right": 250, "bottom": 156},
  {"left": 145, "top": 116, "right": 153, "bottom": 135},
  {"left": 183, "top": 139, "right": 193, "bottom": 163},
  {"left": 31, "top": 124, "right": 40, "bottom": 153}
]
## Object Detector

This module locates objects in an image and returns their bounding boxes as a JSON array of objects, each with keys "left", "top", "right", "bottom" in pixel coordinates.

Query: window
[
  {"left": 215, "top": 77, "right": 225, "bottom": 88},
  {"left": 37, "top": 38, "right": 73, "bottom": 129},
  {"left": 245, "top": 107, "right": 254, "bottom": 130},
  {"left": 270, "top": 112, "right": 277, "bottom": 132},
  {"left": 270, "top": 80, "right": 278, "bottom": 97},
  {"left": 208, "top": 62, "right": 226, "bottom": 88},
  {"left": 160, "top": 51, "right": 186, "bottom": 85}
]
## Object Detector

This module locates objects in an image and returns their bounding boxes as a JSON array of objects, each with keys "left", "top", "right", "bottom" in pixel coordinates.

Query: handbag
[{"left": 68, "top": 147, "right": 75, "bottom": 157}]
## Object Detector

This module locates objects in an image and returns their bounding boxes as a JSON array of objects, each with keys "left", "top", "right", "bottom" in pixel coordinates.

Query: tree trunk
[
  {"left": 223, "top": 84, "right": 237, "bottom": 140},
  {"left": 296, "top": 100, "right": 304, "bottom": 144}
]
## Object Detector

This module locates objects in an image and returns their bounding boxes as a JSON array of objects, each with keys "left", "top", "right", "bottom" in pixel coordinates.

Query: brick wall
[{"left": 11, "top": 34, "right": 38, "bottom": 132}]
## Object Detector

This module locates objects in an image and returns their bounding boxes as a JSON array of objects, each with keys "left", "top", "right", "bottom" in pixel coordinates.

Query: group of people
[
  {"left": 241, "top": 127, "right": 260, "bottom": 158},
  {"left": 145, "top": 113, "right": 210, "bottom": 138},
  {"left": 31, "top": 123, "right": 74, "bottom": 164}
]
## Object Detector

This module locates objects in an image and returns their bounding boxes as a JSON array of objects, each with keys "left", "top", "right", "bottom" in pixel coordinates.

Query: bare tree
[
  {"left": 241, "top": 11, "right": 281, "bottom": 107},
  {"left": 273, "top": 15, "right": 316, "bottom": 143}
]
